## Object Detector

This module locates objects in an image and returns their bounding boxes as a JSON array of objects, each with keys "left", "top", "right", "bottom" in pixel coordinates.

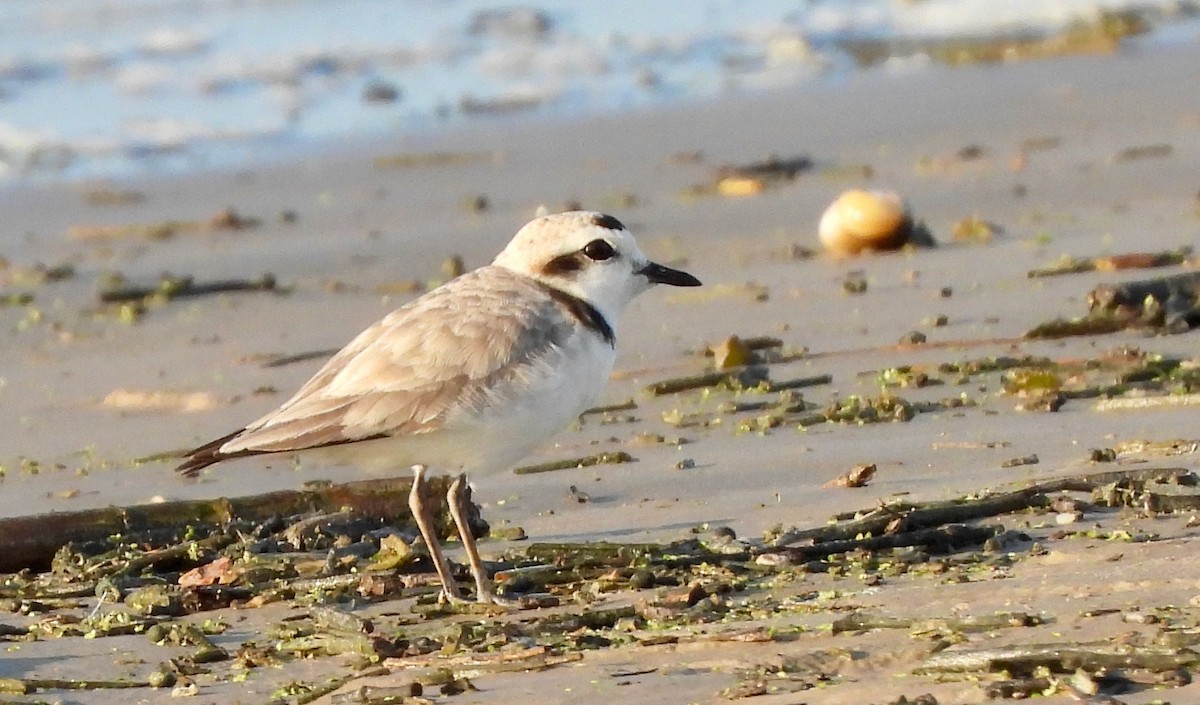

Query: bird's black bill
[{"left": 639, "top": 261, "right": 701, "bottom": 287}]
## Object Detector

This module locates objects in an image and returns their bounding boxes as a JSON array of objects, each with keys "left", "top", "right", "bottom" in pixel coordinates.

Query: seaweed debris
[{"left": 3, "top": 467, "right": 1198, "bottom": 702}]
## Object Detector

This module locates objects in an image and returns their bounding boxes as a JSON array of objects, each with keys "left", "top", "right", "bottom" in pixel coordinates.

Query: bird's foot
[
  {"left": 436, "top": 588, "right": 557, "bottom": 610},
  {"left": 436, "top": 588, "right": 476, "bottom": 607}
]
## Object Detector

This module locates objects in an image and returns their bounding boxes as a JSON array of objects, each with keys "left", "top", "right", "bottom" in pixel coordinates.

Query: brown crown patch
[{"left": 590, "top": 213, "right": 626, "bottom": 231}]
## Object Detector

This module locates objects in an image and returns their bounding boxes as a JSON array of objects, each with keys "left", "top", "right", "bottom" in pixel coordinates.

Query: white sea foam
[{"left": 0, "top": 0, "right": 1195, "bottom": 182}]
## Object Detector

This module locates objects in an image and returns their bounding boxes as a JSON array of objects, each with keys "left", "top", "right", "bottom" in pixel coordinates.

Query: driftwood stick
[
  {"left": 0, "top": 475, "right": 479, "bottom": 574},
  {"left": 785, "top": 523, "right": 1000, "bottom": 560},
  {"left": 99, "top": 274, "right": 280, "bottom": 303},
  {"left": 770, "top": 466, "right": 1193, "bottom": 549},
  {"left": 917, "top": 642, "right": 1198, "bottom": 674},
  {"left": 770, "top": 492, "right": 1044, "bottom": 549},
  {"left": 0, "top": 677, "right": 151, "bottom": 693},
  {"left": 643, "top": 367, "right": 770, "bottom": 396},
  {"left": 1030, "top": 466, "right": 1194, "bottom": 492},
  {"left": 832, "top": 611, "right": 1039, "bottom": 635},
  {"left": 512, "top": 451, "right": 633, "bottom": 476},
  {"left": 260, "top": 348, "right": 341, "bottom": 368}
]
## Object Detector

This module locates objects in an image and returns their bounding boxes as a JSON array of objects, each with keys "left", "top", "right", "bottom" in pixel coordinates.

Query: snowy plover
[{"left": 176, "top": 211, "right": 701, "bottom": 603}]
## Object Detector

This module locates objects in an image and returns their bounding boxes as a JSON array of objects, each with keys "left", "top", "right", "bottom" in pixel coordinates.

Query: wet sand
[{"left": 2, "top": 41, "right": 1200, "bottom": 704}]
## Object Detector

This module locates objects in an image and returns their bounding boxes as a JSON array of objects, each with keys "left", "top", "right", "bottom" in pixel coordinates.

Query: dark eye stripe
[{"left": 541, "top": 252, "right": 586, "bottom": 276}]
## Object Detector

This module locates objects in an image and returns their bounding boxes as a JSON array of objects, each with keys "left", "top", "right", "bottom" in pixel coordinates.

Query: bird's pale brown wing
[{"left": 176, "top": 268, "right": 574, "bottom": 476}]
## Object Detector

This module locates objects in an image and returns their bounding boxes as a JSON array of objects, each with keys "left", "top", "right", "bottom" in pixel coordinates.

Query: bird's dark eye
[{"left": 582, "top": 239, "right": 616, "bottom": 261}]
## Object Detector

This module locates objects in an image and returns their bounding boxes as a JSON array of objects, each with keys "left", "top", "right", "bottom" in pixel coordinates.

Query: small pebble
[
  {"left": 1123, "top": 611, "right": 1159, "bottom": 624},
  {"left": 842, "top": 271, "right": 868, "bottom": 294},
  {"left": 363, "top": 80, "right": 402, "bottom": 103},
  {"left": 755, "top": 553, "right": 793, "bottom": 567},
  {"left": 461, "top": 194, "right": 489, "bottom": 212},
  {"left": 1001, "top": 454, "right": 1039, "bottom": 468}
]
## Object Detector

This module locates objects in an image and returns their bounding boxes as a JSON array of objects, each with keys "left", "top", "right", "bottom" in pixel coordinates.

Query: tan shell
[{"left": 818, "top": 189, "right": 912, "bottom": 255}]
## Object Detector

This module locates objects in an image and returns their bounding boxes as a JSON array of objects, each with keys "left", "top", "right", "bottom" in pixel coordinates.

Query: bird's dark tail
[{"left": 175, "top": 430, "right": 245, "bottom": 478}]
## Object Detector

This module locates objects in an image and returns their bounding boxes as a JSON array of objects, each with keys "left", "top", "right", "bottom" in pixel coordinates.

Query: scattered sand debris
[
  {"left": 361, "top": 79, "right": 401, "bottom": 104},
  {"left": 817, "top": 162, "right": 875, "bottom": 182},
  {"left": 915, "top": 144, "right": 996, "bottom": 174},
  {"left": 1024, "top": 315, "right": 1127, "bottom": 339},
  {"left": 1086, "top": 270, "right": 1200, "bottom": 333},
  {"left": 81, "top": 187, "right": 145, "bottom": 206},
  {"left": 460, "top": 193, "right": 489, "bottom": 212},
  {"left": 1001, "top": 454, "right": 1040, "bottom": 468},
  {"left": 3, "top": 467, "right": 1199, "bottom": 702},
  {"left": 101, "top": 388, "right": 220, "bottom": 413},
  {"left": 0, "top": 260, "right": 75, "bottom": 288},
  {"left": 372, "top": 151, "right": 501, "bottom": 169},
  {"left": 1027, "top": 246, "right": 1191, "bottom": 277},
  {"left": 67, "top": 206, "right": 260, "bottom": 241},
  {"left": 0, "top": 292, "right": 34, "bottom": 307},
  {"left": 1095, "top": 393, "right": 1200, "bottom": 412},
  {"left": 715, "top": 176, "right": 765, "bottom": 197},
  {"left": 933, "top": 350, "right": 1200, "bottom": 412},
  {"left": 689, "top": 336, "right": 799, "bottom": 376},
  {"left": 1019, "top": 136, "right": 1062, "bottom": 153},
  {"left": 718, "top": 154, "right": 811, "bottom": 184},
  {"left": 178, "top": 556, "right": 236, "bottom": 587},
  {"left": 1026, "top": 270, "right": 1200, "bottom": 338},
  {"left": 823, "top": 463, "right": 877, "bottom": 489},
  {"left": 842, "top": 270, "right": 868, "bottom": 294},
  {"left": 708, "top": 335, "right": 753, "bottom": 369},
  {"left": 932, "top": 441, "right": 1011, "bottom": 450},
  {"left": 1112, "top": 142, "right": 1173, "bottom": 162},
  {"left": 1111, "top": 439, "right": 1200, "bottom": 457},
  {"left": 951, "top": 214, "right": 1002, "bottom": 243},
  {"left": 441, "top": 255, "right": 466, "bottom": 280},
  {"left": 770, "top": 466, "right": 1192, "bottom": 549},
  {"left": 683, "top": 154, "right": 812, "bottom": 198}
]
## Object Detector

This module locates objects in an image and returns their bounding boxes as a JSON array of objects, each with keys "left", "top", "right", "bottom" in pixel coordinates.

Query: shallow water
[{"left": 1, "top": 0, "right": 1197, "bottom": 184}]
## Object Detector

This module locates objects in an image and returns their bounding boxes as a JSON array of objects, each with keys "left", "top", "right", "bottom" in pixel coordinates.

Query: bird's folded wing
[{"left": 219, "top": 268, "right": 573, "bottom": 455}]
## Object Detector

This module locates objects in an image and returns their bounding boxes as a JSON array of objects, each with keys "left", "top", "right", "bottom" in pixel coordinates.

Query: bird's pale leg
[
  {"left": 408, "top": 464, "right": 465, "bottom": 603},
  {"left": 447, "top": 473, "right": 494, "bottom": 603}
]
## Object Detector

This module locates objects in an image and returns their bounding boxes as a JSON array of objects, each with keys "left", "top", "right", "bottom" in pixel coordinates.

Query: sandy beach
[{"left": 3, "top": 38, "right": 1200, "bottom": 704}]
